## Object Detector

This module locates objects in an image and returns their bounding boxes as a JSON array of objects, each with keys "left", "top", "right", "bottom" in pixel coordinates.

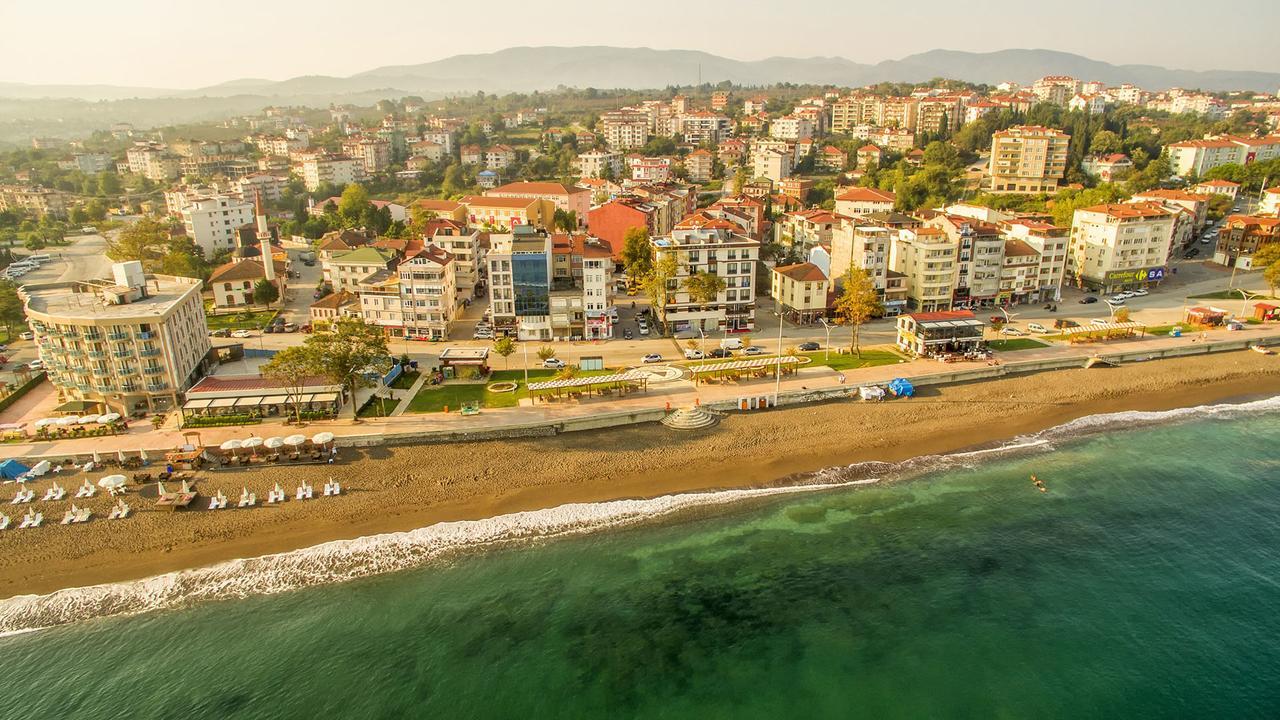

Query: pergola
[
  {"left": 527, "top": 371, "right": 650, "bottom": 401},
  {"left": 1060, "top": 321, "right": 1147, "bottom": 342},
  {"left": 688, "top": 356, "right": 802, "bottom": 384}
]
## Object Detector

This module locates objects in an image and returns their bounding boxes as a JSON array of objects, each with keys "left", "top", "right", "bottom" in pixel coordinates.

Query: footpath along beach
[{"left": 2, "top": 350, "right": 1280, "bottom": 598}]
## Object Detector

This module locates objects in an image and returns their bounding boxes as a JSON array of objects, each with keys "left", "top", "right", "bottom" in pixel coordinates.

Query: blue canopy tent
[
  {"left": 0, "top": 459, "right": 30, "bottom": 480},
  {"left": 887, "top": 378, "right": 915, "bottom": 398}
]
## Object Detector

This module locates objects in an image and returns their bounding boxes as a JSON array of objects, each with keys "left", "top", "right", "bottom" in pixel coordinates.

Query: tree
[
  {"left": 682, "top": 271, "right": 726, "bottom": 307},
  {"left": 1113, "top": 306, "right": 1131, "bottom": 322},
  {"left": 106, "top": 217, "right": 170, "bottom": 270},
  {"left": 306, "top": 317, "right": 392, "bottom": 419},
  {"left": 260, "top": 345, "right": 319, "bottom": 423},
  {"left": 1254, "top": 244, "right": 1280, "bottom": 297},
  {"left": 492, "top": 336, "right": 516, "bottom": 368},
  {"left": 1089, "top": 130, "right": 1123, "bottom": 156},
  {"left": 536, "top": 345, "right": 556, "bottom": 361},
  {"left": 253, "top": 279, "right": 280, "bottom": 307},
  {"left": 641, "top": 252, "right": 679, "bottom": 332},
  {"left": 554, "top": 365, "right": 580, "bottom": 381},
  {"left": 0, "top": 281, "right": 24, "bottom": 340},
  {"left": 337, "top": 184, "right": 371, "bottom": 227},
  {"left": 620, "top": 227, "right": 653, "bottom": 280},
  {"left": 833, "top": 264, "right": 882, "bottom": 357},
  {"left": 552, "top": 208, "right": 578, "bottom": 232}
]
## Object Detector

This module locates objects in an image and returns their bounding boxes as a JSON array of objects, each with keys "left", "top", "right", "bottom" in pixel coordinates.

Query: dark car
[
  {"left": 798, "top": 341, "right": 820, "bottom": 351},
  {"left": 1054, "top": 319, "right": 1080, "bottom": 330},
  {"left": 707, "top": 348, "right": 733, "bottom": 358},
  {"left": 622, "top": 328, "right": 633, "bottom": 340},
  {"left": 209, "top": 329, "right": 230, "bottom": 337},
  {"left": 1079, "top": 296, "right": 1099, "bottom": 304}
]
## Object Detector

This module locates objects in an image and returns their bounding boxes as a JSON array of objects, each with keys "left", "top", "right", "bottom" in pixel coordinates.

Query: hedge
[
  {"left": 0, "top": 372, "right": 46, "bottom": 414},
  {"left": 183, "top": 414, "right": 262, "bottom": 428}
]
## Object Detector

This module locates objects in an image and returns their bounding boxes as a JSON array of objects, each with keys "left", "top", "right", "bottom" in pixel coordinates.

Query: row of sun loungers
[
  {"left": 10, "top": 489, "right": 35, "bottom": 505},
  {"left": 107, "top": 500, "right": 130, "bottom": 520},
  {"left": 61, "top": 504, "right": 92, "bottom": 525},
  {"left": 42, "top": 483, "right": 66, "bottom": 502},
  {"left": 18, "top": 511, "right": 41, "bottom": 529},
  {"left": 75, "top": 481, "right": 97, "bottom": 499}
]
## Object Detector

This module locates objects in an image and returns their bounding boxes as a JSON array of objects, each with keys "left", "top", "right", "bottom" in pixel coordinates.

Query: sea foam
[{"left": 3, "top": 394, "right": 1278, "bottom": 635}]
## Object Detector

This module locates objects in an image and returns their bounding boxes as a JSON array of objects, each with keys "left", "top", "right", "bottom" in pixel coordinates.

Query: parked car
[
  {"left": 28, "top": 360, "right": 43, "bottom": 371},
  {"left": 719, "top": 337, "right": 743, "bottom": 350},
  {"left": 708, "top": 348, "right": 733, "bottom": 358},
  {"left": 1000, "top": 327, "right": 1026, "bottom": 336},
  {"left": 19, "top": 331, "right": 34, "bottom": 340},
  {"left": 263, "top": 325, "right": 278, "bottom": 334},
  {"left": 303, "top": 259, "right": 316, "bottom": 267},
  {"left": 743, "top": 345, "right": 766, "bottom": 355},
  {"left": 622, "top": 328, "right": 633, "bottom": 340},
  {"left": 1079, "top": 296, "right": 1099, "bottom": 304},
  {"left": 1054, "top": 319, "right": 1080, "bottom": 330},
  {"left": 542, "top": 358, "right": 566, "bottom": 369},
  {"left": 283, "top": 322, "right": 297, "bottom": 332},
  {"left": 1091, "top": 318, "right": 1110, "bottom": 326},
  {"left": 209, "top": 329, "right": 230, "bottom": 337},
  {"left": 1200, "top": 236, "right": 1213, "bottom": 244},
  {"left": 1131, "top": 288, "right": 1149, "bottom": 297},
  {"left": 638, "top": 324, "right": 650, "bottom": 336},
  {"left": 797, "top": 341, "right": 820, "bottom": 351},
  {"left": 683, "top": 348, "right": 704, "bottom": 360},
  {"left": 473, "top": 329, "right": 493, "bottom": 340},
  {"left": 1108, "top": 296, "right": 1127, "bottom": 305},
  {"left": 1027, "top": 323, "right": 1048, "bottom": 333},
  {"left": 989, "top": 315, "right": 1007, "bottom": 325},
  {"left": 641, "top": 353, "right": 663, "bottom": 363},
  {"left": 231, "top": 329, "right": 253, "bottom": 338}
]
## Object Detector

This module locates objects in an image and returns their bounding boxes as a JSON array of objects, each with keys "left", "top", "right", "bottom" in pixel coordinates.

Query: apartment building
[
  {"left": 179, "top": 193, "right": 255, "bottom": 255},
  {"left": 325, "top": 246, "right": 398, "bottom": 293},
  {"left": 650, "top": 227, "right": 759, "bottom": 333},
  {"left": 125, "top": 143, "right": 181, "bottom": 181},
  {"left": 601, "top": 110, "right": 651, "bottom": 151},
  {"left": 576, "top": 150, "right": 624, "bottom": 178},
  {"left": 0, "top": 185, "right": 67, "bottom": 218},
  {"left": 429, "top": 224, "right": 481, "bottom": 298},
  {"left": 1166, "top": 135, "right": 1280, "bottom": 177},
  {"left": 684, "top": 149, "right": 714, "bottom": 183},
  {"left": 484, "top": 181, "right": 589, "bottom": 224},
  {"left": 342, "top": 138, "right": 392, "bottom": 174},
  {"left": 752, "top": 148, "right": 793, "bottom": 182},
  {"left": 628, "top": 156, "right": 673, "bottom": 183},
  {"left": 396, "top": 244, "right": 458, "bottom": 340},
  {"left": 988, "top": 125, "right": 1071, "bottom": 194},
  {"left": 1032, "top": 76, "right": 1079, "bottom": 105},
  {"left": 20, "top": 262, "right": 211, "bottom": 414},
  {"left": 771, "top": 263, "right": 830, "bottom": 323},
  {"left": 834, "top": 187, "right": 896, "bottom": 217},
  {"left": 1000, "top": 219, "right": 1070, "bottom": 302},
  {"left": 890, "top": 227, "right": 957, "bottom": 312},
  {"left": 1216, "top": 215, "right": 1280, "bottom": 268},
  {"left": 678, "top": 112, "right": 732, "bottom": 146},
  {"left": 770, "top": 116, "right": 815, "bottom": 141},
  {"left": 925, "top": 215, "right": 1006, "bottom": 307},
  {"left": 548, "top": 234, "right": 614, "bottom": 340},
  {"left": 776, "top": 209, "right": 839, "bottom": 251},
  {"left": 1081, "top": 153, "right": 1134, "bottom": 182},
  {"left": 296, "top": 153, "right": 364, "bottom": 191},
  {"left": 1130, "top": 189, "right": 1210, "bottom": 230},
  {"left": 461, "top": 195, "right": 554, "bottom": 230},
  {"left": 917, "top": 96, "right": 964, "bottom": 135},
  {"left": 829, "top": 222, "right": 896, "bottom": 312},
  {"left": 1068, "top": 203, "right": 1175, "bottom": 293}
]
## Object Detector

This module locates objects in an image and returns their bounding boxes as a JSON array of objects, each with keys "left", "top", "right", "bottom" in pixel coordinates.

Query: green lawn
[
  {"left": 404, "top": 367, "right": 622, "bottom": 414},
  {"left": 1187, "top": 291, "right": 1277, "bottom": 300},
  {"left": 988, "top": 338, "right": 1050, "bottom": 352},
  {"left": 205, "top": 309, "right": 279, "bottom": 331},
  {"left": 390, "top": 370, "right": 420, "bottom": 390},
  {"left": 802, "top": 349, "right": 905, "bottom": 370},
  {"left": 356, "top": 395, "right": 399, "bottom": 418}
]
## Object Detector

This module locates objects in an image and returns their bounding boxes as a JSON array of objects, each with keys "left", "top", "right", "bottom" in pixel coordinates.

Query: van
[
  {"left": 28, "top": 254, "right": 50, "bottom": 263},
  {"left": 719, "top": 337, "right": 743, "bottom": 350}
]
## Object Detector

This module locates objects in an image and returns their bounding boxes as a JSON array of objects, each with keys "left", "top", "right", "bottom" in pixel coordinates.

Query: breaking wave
[{"left": 2, "top": 394, "right": 1277, "bottom": 635}]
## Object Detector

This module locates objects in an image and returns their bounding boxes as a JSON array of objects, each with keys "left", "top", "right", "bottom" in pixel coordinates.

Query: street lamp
[
  {"left": 522, "top": 339, "right": 529, "bottom": 389},
  {"left": 773, "top": 306, "right": 784, "bottom": 405},
  {"left": 818, "top": 317, "right": 833, "bottom": 362}
]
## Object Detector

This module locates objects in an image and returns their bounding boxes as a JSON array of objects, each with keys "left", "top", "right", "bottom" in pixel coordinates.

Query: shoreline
[{"left": 4, "top": 350, "right": 1280, "bottom": 599}]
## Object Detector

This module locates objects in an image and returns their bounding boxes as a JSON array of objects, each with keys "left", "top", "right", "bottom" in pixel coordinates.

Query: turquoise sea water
[{"left": 4, "top": 399, "right": 1280, "bottom": 718}]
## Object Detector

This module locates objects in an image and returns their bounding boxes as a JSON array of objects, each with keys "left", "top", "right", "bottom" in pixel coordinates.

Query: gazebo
[
  {"left": 1059, "top": 321, "right": 1147, "bottom": 343},
  {"left": 527, "top": 371, "right": 649, "bottom": 402},
  {"left": 1185, "top": 307, "right": 1227, "bottom": 326},
  {"left": 688, "top": 356, "right": 802, "bottom": 384}
]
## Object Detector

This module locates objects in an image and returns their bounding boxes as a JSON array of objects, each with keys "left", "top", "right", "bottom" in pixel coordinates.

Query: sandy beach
[{"left": 3, "top": 350, "right": 1280, "bottom": 598}]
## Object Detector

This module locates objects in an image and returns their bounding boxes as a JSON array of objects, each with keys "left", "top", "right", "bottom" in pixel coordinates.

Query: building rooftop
[
  {"left": 22, "top": 274, "right": 202, "bottom": 321},
  {"left": 773, "top": 262, "right": 828, "bottom": 283}
]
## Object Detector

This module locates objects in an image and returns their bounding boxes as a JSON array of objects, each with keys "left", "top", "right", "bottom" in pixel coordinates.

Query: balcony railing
[
  {"left": 87, "top": 350, "right": 106, "bottom": 359},
  {"left": 113, "top": 350, "right": 133, "bottom": 359},
  {"left": 146, "top": 382, "right": 167, "bottom": 392},
  {"left": 143, "top": 365, "right": 164, "bottom": 375},
  {"left": 108, "top": 331, "right": 130, "bottom": 341},
  {"left": 139, "top": 348, "right": 161, "bottom": 358}
]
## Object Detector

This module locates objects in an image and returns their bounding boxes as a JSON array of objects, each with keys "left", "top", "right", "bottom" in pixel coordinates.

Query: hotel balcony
[
  {"left": 146, "top": 382, "right": 167, "bottom": 392},
  {"left": 108, "top": 331, "right": 131, "bottom": 341},
  {"left": 139, "top": 347, "right": 161, "bottom": 358},
  {"left": 113, "top": 350, "right": 133, "bottom": 359},
  {"left": 143, "top": 365, "right": 165, "bottom": 375}
]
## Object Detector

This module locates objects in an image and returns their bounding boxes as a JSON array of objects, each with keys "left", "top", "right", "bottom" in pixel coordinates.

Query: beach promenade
[{"left": 5, "top": 322, "right": 1280, "bottom": 462}]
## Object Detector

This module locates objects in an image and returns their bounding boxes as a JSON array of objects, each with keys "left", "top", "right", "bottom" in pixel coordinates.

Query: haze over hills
[{"left": 4, "top": 46, "right": 1278, "bottom": 102}]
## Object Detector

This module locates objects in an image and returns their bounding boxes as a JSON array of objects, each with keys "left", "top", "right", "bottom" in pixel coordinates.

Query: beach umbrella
[
  {"left": 92, "top": 450, "right": 101, "bottom": 464},
  {"left": 283, "top": 434, "right": 307, "bottom": 447},
  {"left": 156, "top": 481, "right": 167, "bottom": 495},
  {"left": 242, "top": 437, "right": 264, "bottom": 457},
  {"left": 117, "top": 450, "right": 126, "bottom": 462},
  {"left": 311, "top": 431, "right": 334, "bottom": 447},
  {"left": 34, "top": 418, "right": 57, "bottom": 428},
  {"left": 219, "top": 438, "right": 243, "bottom": 458},
  {"left": 264, "top": 436, "right": 284, "bottom": 450},
  {"left": 97, "top": 474, "right": 126, "bottom": 489},
  {"left": 56, "top": 416, "right": 79, "bottom": 426},
  {"left": 97, "top": 413, "right": 120, "bottom": 425},
  {"left": 77, "top": 414, "right": 100, "bottom": 425},
  {"left": 139, "top": 448, "right": 148, "bottom": 463}
]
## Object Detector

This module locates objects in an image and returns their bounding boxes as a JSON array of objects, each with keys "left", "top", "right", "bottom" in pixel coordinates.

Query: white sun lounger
[
  {"left": 267, "top": 484, "right": 285, "bottom": 504},
  {"left": 61, "top": 505, "right": 79, "bottom": 525},
  {"left": 19, "top": 511, "right": 41, "bottom": 529},
  {"left": 323, "top": 480, "right": 342, "bottom": 496},
  {"left": 238, "top": 488, "right": 256, "bottom": 507},
  {"left": 0, "top": 513, "right": 9, "bottom": 530},
  {"left": 208, "top": 491, "right": 228, "bottom": 510},
  {"left": 295, "top": 483, "right": 313, "bottom": 501},
  {"left": 75, "top": 506, "right": 92, "bottom": 523},
  {"left": 76, "top": 481, "right": 96, "bottom": 499},
  {"left": 107, "top": 500, "right": 130, "bottom": 520},
  {"left": 11, "top": 489, "right": 34, "bottom": 504},
  {"left": 43, "top": 483, "right": 66, "bottom": 502}
]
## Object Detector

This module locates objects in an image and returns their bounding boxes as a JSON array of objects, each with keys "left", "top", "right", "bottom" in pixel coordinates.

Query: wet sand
[{"left": 4, "top": 350, "right": 1280, "bottom": 598}]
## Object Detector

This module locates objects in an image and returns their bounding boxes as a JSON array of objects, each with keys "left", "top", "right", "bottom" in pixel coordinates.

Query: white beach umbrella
[
  {"left": 311, "top": 431, "right": 334, "bottom": 446},
  {"left": 117, "top": 450, "right": 126, "bottom": 462},
  {"left": 219, "top": 438, "right": 243, "bottom": 451},
  {"left": 139, "top": 448, "right": 148, "bottom": 462},
  {"left": 98, "top": 412, "right": 121, "bottom": 424},
  {"left": 56, "top": 416, "right": 79, "bottom": 426},
  {"left": 242, "top": 436, "right": 264, "bottom": 457},
  {"left": 92, "top": 450, "right": 101, "bottom": 464},
  {"left": 33, "top": 418, "right": 57, "bottom": 428},
  {"left": 264, "top": 436, "right": 285, "bottom": 449},
  {"left": 77, "top": 414, "right": 100, "bottom": 425},
  {"left": 97, "top": 474, "right": 127, "bottom": 489},
  {"left": 283, "top": 434, "right": 307, "bottom": 447}
]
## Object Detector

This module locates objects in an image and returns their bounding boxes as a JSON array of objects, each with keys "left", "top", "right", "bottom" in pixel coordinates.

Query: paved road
[{"left": 11, "top": 231, "right": 113, "bottom": 286}]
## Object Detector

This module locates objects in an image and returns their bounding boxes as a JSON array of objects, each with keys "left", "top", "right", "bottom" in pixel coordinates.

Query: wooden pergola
[
  {"left": 688, "top": 356, "right": 802, "bottom": 384},
  {"left": 1060, "top": 321, "right": 1147, "bottom": 343},
  {"left": 527, "top": 371, "right": 650, "bottom": 402}
]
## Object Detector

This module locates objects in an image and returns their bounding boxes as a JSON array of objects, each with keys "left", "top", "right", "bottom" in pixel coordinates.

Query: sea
[{"left": 3, "top": 397, "right": 1280, "bottom": 719}]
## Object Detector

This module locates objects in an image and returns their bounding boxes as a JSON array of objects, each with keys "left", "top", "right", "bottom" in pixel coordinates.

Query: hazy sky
[{"left": 4, "top": 0, "right": 1278, "bottom": 88}]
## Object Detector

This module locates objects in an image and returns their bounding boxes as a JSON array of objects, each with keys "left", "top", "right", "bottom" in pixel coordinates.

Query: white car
[
  {"left": 642, "top": 353, "right": 663, "bottom": 364},
  {"left": 19, "top": 331, "right": 34, "bottom": 341},
  {"left": 28, "top": 360, "right": 43, "bottom": 371},
  {"left": 1131, "top": 289, "right": 1149, "bottom": 297},
  {"left": 1108, "top": 296, "right": 1127, "bottom": 305},
  {"left": 1091, "top": 318, "right": 1110, "bottom": 326},
  {"left": 999, "top": 327, "right": 1026, "bottom": 336},
  {"left": 720, "top": 337, "right": 744, "bottom": 350},
  {"left": 1027, "top": 322, "right": 1048, "bottom": 333},
  {"left": 473, "top": 328, "right": 493, "bottom": 339},
  {"left": 743, "top": 345, "right": 766, "bottom": 355},
  {"left": 230, "top": 329, "right": 253, "bottom": 338},
  {"left": 542, "top": 358, "right": 565, "bottom": 369},
  {"left": 683, "top": 348, "right": 704, "bottom": 360},
  {"left": 1200, "top": 237, "right": 1213, "bottom": 244},
  {"left": 638, "top": 324, "right": 650, "bottom": 336}
]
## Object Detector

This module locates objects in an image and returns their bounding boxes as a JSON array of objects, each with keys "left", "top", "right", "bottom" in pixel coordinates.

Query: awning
[
  {"left": 54, "top": 400, "right": 102, "bottom": 414},
  {"left": 261, "top": 395, "right": 289, "bottom": 404},
  {"left": 233, "top": 397, "right": 263, "bottom": 408},
  {"left": 313, "top": 392, "right": 339, "bottom": 402},
  {"left": 182, "top": 398, "right": 213, "bottom": 410},
  {"left": 208, "top": 398, "right": 238, "bottom": 408},
  {"left": 298, "top": 394, "right": 316, "bottom": 403}
]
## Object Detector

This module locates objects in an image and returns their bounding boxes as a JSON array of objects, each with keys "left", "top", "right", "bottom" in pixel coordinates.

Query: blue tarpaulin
[
  {"left": 887, "top": 378, "right": 915, "bottom": 398},
  {"left": 0, "top": 459, "right": 30, "bottom": 480}
]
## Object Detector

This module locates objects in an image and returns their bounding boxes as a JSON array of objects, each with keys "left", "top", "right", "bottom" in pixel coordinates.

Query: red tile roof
[{"left": 773, "top": 262, "right": 827, "bottom": 283}]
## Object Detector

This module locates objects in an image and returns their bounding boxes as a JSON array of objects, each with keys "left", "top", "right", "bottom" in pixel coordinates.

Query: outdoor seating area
[
  {"left": 180, "top": 375, "right": 343, "bottom": 427},
  {"left": 28, "top": 413, "right": 127, "bottom": 442},
  {"left": 209, "top": 432, "right": 338, "bottom": 468},
  {"left": 527, "top": 371, "right": 650, "bottom": 402},
  {"left": 1060, "top": 321, "right": 1148, "bottom": 343},
  {"left": 688, "top": 356, "right": 802, "bottom": 384}
]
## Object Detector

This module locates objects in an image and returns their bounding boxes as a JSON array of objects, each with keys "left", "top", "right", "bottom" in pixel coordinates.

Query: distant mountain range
[{"left": 3, "top": 47, "right": 1278, "bottom": 103}]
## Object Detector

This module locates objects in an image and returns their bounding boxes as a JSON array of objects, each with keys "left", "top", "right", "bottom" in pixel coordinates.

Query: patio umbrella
[
  {"left": 264, "top": 436, "right": 285, "bottom": 450},
  {"left": 98, "top": 413, "right": 121, "bottom": 424},
  {"left": 77, "top": 414, "right": 100, "bottom": 425},
  {"left": 283, "top": 434, "right": 307, "bottom": 447},
  {"left": 92, "top": 450, "right": 101, "bottom": 464},
  {"left": 57, "top": 416, "right": 79, "bottom": 426},
  {"left": 97, "top": 474, "right": 126, "bottom": 489},
  {"left": 117, "top": 450, "right": 126, "bottom": 462},
  {"left": 139, "top": 448, "right": 148, "bottom": 463},
  {"left": 311, "top": 431, "right": 334, "bottom": 447},
  {"left": 219, "top": 439, "right": 243, "bottom": 457},
  {"left": 242, "top": 437, "right": 264, "bottom": 457},
  {"left": 33, "top": 418, "right": 57, "bottom": 428}
]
